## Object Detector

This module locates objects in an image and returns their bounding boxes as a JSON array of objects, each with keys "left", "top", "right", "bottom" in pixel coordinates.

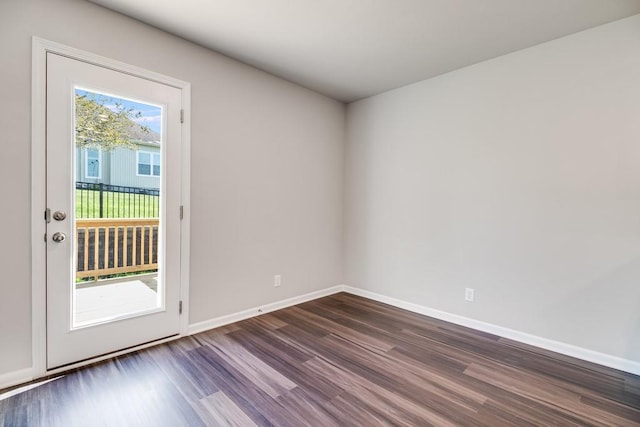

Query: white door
[{"left": 46, "top": 53, "right": 183, "bottom": 369}]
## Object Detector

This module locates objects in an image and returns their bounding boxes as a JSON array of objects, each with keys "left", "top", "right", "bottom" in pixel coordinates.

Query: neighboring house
[{"left": 76, "top": 140, "right": 161, "bottom": 190}]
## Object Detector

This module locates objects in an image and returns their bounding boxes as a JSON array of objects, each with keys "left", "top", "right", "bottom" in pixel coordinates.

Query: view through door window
[{"left": 73, "top": 88, "right": 164, "bottom": 327}]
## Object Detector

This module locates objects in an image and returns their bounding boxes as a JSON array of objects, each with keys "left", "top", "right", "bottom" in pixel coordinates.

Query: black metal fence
[{"left": 76, "top": 182, "right": 160, "bottom": 218}]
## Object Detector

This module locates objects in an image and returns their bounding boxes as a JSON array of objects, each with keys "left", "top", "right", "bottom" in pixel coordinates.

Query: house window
[
  {"left": 85, "top": 148, "right": 101, "bottom": 179},
  {"left": 137, "top": 151, "right": 161, "bottom": 177}
]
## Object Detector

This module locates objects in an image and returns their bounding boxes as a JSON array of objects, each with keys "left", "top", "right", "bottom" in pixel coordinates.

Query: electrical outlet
[
  {"left": 274, "top": 274, "right": 281, "bottom": 287},
  {"left": 465, "top": 288, "right": 474, "bottom": 302}
]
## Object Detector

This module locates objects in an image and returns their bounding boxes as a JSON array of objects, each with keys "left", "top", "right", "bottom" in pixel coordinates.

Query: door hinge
[
  {"left": 179, "top": 300, "right": 183, "bottom": 314},
  {"left": 45, "top": 208, "right": 51, "bottom": 223},
  {"left": 180, "top": 109, "right": 184, "bottom": 124},
  {"left": 179, "top": 205, "right": 184, "bottom": 220},
  {"left": 44, "top": 233, "right": 47, "bottom": 242}
]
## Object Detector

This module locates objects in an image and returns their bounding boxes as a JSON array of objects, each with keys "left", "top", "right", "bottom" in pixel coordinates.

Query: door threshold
[{"left": 45, "top": 333, "right": 181, "bottom": 376}]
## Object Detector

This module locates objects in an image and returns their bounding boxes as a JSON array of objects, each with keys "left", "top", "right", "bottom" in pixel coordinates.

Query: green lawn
[{"left": 76, "top": 189, "right": 159, "bottom": 218}]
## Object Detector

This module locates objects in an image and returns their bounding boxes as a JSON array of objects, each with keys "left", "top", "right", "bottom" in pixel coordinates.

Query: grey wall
[
  {"left": 345, "top": 15, "right": 640, "bottom": 362},
  {"left": 0, "top": 0, "right": 344, "bottom": 376},
  {"left": 2, "top": 0, "right": 638, "bottom": 380}
]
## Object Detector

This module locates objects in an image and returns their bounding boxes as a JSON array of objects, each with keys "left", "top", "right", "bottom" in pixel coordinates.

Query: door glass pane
[{"left": 73, "top": 88, "right": 164, "bottom": 328}]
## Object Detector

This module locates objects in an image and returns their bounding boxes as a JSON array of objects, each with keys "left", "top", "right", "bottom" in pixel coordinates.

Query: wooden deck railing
[{"left": 76, "top": 218, "right": 159, "bottom": 280}]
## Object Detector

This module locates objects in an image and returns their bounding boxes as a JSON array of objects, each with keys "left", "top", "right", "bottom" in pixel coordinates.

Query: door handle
[{"left": 52, "top": 232, "right": 66, "bottom": 243}]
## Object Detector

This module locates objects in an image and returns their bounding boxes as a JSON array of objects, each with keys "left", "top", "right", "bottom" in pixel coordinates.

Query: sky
[{"left": 75, "top": 88, "right": 162, "bottom": 134}]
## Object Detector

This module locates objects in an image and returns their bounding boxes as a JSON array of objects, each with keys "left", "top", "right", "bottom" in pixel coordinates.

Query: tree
[{"left": 75, "top": 93, "right": 151, "bottom": 151}]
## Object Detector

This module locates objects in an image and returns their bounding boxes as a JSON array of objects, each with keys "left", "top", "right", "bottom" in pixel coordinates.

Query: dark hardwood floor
[{"left": 2, "top": 292, "right": 639, "bottom": 426}]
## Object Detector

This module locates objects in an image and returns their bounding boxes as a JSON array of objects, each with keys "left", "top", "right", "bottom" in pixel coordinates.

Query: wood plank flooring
[{"left": 1, "top": 292, "right": 639, "bottom": 426}]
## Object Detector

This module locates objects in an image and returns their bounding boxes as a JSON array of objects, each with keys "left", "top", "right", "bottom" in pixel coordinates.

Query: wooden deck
[
  {"left": 74, "top": 274, "right": 158, "bottom": 325},
  {"left": 1, "top": 292, "right": 639, "bottom": 426},
  {"left": 76, "top": 218, "right": 158, "bottom": 281}
]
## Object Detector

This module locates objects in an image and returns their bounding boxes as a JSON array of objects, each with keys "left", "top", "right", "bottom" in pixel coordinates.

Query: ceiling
[{"left": 89, "top": 0, "right": 640, "bottom": 102}]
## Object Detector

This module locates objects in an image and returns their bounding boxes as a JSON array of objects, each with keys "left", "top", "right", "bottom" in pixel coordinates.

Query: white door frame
[{"left": 31, "top": 37, "right": 191, "bottom": 378}]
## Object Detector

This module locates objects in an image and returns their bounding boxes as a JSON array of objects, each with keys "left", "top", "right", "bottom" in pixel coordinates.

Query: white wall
[
  {"left": 0, "top": 0, "right": 344, "bottom": 377},
  {"left": 345, "top": 15, "right": 640, "bottom": 363}
]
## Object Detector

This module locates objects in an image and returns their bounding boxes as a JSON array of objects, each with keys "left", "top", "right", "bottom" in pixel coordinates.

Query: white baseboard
[
  {"left": 0, "top": 367, "right": 34, "bottom": 391},
  {"left": 187, "top": 285, "right": 346, "bottom": 335},
  {"left": 343, "top": 286, "right": 640, "bottom": 376}
]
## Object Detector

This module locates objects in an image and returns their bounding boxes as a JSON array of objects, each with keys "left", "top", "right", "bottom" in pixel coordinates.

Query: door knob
[
  {"left": 53, "top": 211, "right": 67, "bottom": 221},
  {"left": 52, "top": 232, "right": 66, "bottom": 243}
]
